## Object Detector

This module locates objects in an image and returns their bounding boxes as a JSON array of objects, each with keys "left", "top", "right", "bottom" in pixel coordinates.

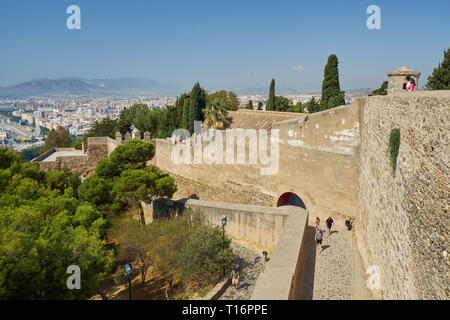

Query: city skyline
[{"left": 1, "top": 0, "right": 449, "bottom": 92}]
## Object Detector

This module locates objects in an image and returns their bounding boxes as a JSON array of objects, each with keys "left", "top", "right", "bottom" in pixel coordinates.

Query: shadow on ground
[{"left": 294, "top": 225, "right": 317, "bottom": 299}]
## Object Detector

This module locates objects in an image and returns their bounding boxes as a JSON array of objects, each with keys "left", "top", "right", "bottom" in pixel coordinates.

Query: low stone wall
[
  {"left": 37, "top": 137, "right": 119, "bottom": 177},
  {"left": 142, "top": 198, "right": 291, "bottom": 251},
  {"left": 148, "top": 198, "right": 309, "bottom": 299},
  {"left": 31, "top": 148, "right": 55, "bottom": 162},
  {"left": 180, "top": 199, "right": 291, "bottom": 251},
  {"left": 250, "top": 207, "right": 308, "bottom": 300},
  {"left": 202, "top": 271, "right": 232, "bottom": 300}
]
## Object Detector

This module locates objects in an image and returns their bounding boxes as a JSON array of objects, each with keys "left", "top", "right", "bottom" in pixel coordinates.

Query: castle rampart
[{"left": 33, "top": 91, "right": 450, "bottom": 299}]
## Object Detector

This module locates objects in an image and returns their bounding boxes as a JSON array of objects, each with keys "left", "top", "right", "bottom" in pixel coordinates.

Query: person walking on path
[
  {"left": 315, "top": 217, "right": 320, "bottom": 229},
  {"left": 315, "top": 228, "right": 324, "bottom": 252},
  {"left": 230, "top": 265, "right": 240, "bottom": 289},
  {"left": 326, "top": 217, "right": 334, "bottom": 235}
]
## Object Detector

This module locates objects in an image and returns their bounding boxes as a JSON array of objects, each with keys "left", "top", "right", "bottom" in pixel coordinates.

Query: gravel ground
[{"left": 219, "top": 242, "right": 266, "bottom": 300}]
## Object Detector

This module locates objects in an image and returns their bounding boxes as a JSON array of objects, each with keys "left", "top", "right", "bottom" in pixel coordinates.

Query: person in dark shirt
[{"left": 326, "top": 217, "right": 334, "bottom": 235}]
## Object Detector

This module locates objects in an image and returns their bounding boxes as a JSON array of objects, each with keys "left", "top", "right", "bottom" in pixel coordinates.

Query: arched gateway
[{"left": 276, "top": 192, "right": 306, "bottom": 209}]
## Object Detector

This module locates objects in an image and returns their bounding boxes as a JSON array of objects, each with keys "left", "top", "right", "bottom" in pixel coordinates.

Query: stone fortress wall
[
  {"left": 179, "top": 199, "right": 291, "bottom": 251},
  {"left": 356, "top": 91, "right": 449, "bottom": 299},
  {"left": 37, "top": 137, "right": 119, "bottom": 176},
  {"left": 149, "top": 91, "right": 449, "bottom": 299},
  {"left": 149, "top": 100, "right": 362, "bottom": 225},
  {"left": 37, "top": 136, "right": 134, "bottom": 177},
  {"left": 35, "top": 90, "right": 450, "bottom": 299}
]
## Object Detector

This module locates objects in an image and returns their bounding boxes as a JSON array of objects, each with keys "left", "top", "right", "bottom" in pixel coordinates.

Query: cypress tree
[
  {"left": 175, "top": 93, "right": 189, "bottom": 128},
  {"left": 426, "top": 48, "right": 450, "bottom": 90},
  {"left": 320, "top": 54, "right": 345, "bottom": 111},
  {"left": 266, "top": 79, "right": 276, "bottom": 111},
  {"left": 181, "top": 97, "right": 190, "bottom": 130},
  {"left": 245, "top": 100, "right": 253, "bottom": 110},
  {"left": 187, "top": 82, "right": 206, "bottom": 134}
]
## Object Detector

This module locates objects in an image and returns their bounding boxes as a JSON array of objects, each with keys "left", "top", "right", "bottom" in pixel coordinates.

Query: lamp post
[
  {"left": 221, "top": 214, "right": 227, "bottom": 275},
  {"left": 124, "top": 263, "right": 133, "bottom": 300}
]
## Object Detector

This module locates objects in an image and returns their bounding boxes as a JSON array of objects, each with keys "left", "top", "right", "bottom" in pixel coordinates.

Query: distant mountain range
[
  {"left": 235, "top": 86, "right": 302, "bottom": 95},
  {"left": 0, "top": 77, "right": 183, "bottom": 97},
  {"left": 0, "top": 77, "right": 372, "bottom": 98}
]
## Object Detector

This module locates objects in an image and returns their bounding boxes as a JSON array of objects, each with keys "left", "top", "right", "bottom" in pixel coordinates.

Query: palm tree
[{"left": 202, "top": 98, "right": 229, "bottom": 129}]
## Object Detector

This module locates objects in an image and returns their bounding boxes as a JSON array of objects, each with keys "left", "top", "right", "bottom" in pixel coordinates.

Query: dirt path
[
  {"left": 89, "top": 272, "right": 169, "bottom": 300},
  {"left": 219, "top": 242, "right": 265, "bottom": 300}
]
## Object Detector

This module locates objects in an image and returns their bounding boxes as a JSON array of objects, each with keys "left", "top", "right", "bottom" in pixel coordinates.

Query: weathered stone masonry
[
  {"left": 36, "top": 91, "right": 450, "bottom": 299},
  {"left": 356, "top": 91, "right": 449, "bottom": 299},
  {"left": 149, "top": 92, "right": 449, "bottom": 299}
]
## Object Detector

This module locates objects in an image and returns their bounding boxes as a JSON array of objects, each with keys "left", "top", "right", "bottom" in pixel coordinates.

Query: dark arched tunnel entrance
[{"left": 276, "top": 192, "right": 306, "bottom": 209}]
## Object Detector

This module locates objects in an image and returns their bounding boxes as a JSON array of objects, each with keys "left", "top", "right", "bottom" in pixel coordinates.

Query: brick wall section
[{"left": 356, "top": 91, "right": 450, "bottom": 299}]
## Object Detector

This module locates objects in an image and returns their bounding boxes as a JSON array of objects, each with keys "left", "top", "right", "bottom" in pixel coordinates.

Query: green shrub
[
  {"left": 177, "top": 225, "right": 234, "bottom": 287},
  {"left": 388, "top": 128, "right": 400, "bottom": 173}
]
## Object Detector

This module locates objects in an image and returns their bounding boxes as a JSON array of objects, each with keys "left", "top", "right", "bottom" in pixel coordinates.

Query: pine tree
[
  {"left": 266, "top": 79, "right": 276, "bottom": 111},
  {"left": 245, "top": 100, "right": 253, "bottom": 110},
  {"left": 40, "top": 126, "right": 72, "bottom": 153},
  {"left": 320, "top": 54, "right": 345, "bottom": 111},
  {"left": 372, "top": 81, "right": 388, "bottom": 96},
  {"left": 304, "top": 97, "right": 320, "bottom": 113},
  {"left": 426, "top": 48, "right": 450, "bottom": 90}
]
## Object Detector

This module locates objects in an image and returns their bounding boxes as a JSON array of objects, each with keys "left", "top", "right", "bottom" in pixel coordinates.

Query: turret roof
[{"left": 388, "top": 66, "right": 421, "bottom": 76}]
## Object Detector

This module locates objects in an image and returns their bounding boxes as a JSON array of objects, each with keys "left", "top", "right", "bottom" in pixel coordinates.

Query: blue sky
[{"left": 0, "top": 0, "right": 449, "bottom": 92}]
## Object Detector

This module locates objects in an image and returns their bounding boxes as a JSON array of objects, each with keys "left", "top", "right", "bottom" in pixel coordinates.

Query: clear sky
[{"left": 0, "top": 0, "right": 449, "bottom": 92}]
